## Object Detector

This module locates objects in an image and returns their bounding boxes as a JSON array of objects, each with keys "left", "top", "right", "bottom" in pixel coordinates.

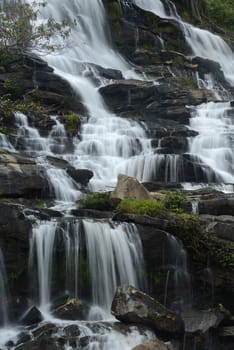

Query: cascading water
[
  {"left": 164, "top": 233, "right": 192, "bottom": 311},
  {"left": 2, "top": 0, "right": 234, "bottom": 348},
  {"left": 26, "top": 217, "right": 151, "bottom": 348},
  {"left": 0, "top": 248, "right": 9, "bottom": 327},
  {"left": 29, "top": 219, "right": 146, "bottom": 319},
  {"left": 83, "top": 220, "right": 146, "bottom": 318},
  {"left": 29, "top": 221, "right": 57, "bottom": 314},
  {"left": 133, "top": 0, "right": 234, "bottom": 186},
  {"left": 133, "top": 0, "right": 234, "bottom": 85},
  {"left": 0, "top": 249, "right": 19, "bottom": 349},
  {"left": 24, "top": 0, "right": 180, "bottom": 190},
  {"left": 189, "top": 102, "right": 234, "bottom": 183}
]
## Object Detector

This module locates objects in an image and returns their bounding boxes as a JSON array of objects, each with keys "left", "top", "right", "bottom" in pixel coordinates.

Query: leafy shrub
[
  {"left": 204, "top": 0, "right": 234, "bottom": 34},
  {"left": 79, "top": 192, "right": 111, "bottom": 211},
  {"left": 117, "top": 199, "right": 164, "bottom": 216},
  {"left": 0, "top": 51, "right": 16, "bottom": 68},
  {"left": 0, "top": 1, "right": 75, "bottom": 53},
  {"left": 163, "top": 191, "right": 186, "bottom": 210}
]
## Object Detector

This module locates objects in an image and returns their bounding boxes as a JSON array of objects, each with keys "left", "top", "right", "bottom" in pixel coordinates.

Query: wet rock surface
[
  {"left": 111, "top": 285, "right": 184, "bottom": 334},
  {"left": 0, "top": 153, "right": 49, "bottom": 198}
]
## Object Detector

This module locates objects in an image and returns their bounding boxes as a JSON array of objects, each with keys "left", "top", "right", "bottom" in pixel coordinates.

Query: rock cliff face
[{"left": 0, "top": 0, "right": 234, "bottom": 349}]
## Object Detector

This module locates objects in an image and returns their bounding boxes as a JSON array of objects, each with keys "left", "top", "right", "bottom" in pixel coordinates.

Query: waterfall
[
  {"left": 133, "top": 0, "right": 234, "bottom": 85},
  {"left": 23, "top": 0, "right": 164, "bottom": 191},
  {"left": 164, "top": 233, "right": 192, "bottom": 310},
  {"left": 29, "top": 219, "right": 146, "bottom": 319},
  {"left": 189, "top": 102, "right": 234, "bottom": 183},
  {"left": 133, "top": 0, "right": 234, "bottom": 186},
  {"left": 0, "top": 248, "right": 9, "bottom": 327},
  {"left": 29, "top": 221, "right": 57, "bottom": 314},
  {"left": 83, "top": 220, "right": 146, "bottom": 318}
]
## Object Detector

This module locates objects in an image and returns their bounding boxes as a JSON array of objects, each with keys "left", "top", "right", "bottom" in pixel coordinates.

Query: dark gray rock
[
  {"left": 21, "top": 306, "right": 43, "bottom": 326},
  {"left": 100, "top": 79, "right": 213, "bottom": 124},
  {"left": 66, "top": 168, "right": 93, "bottom": 186},
  {"left": 52, "top": 298, "right": 88, "bottom": 321},
  {"left": 46, "top": 156, "right": 93, "bottom": 186},
  {"left": 34, "top": 71, "right": 74, "bottom": 96},
  {"left": 0, "top": 153, "right": 49, "bottom": 198},
  {"left": 199, "top": 197, "right": 234, "bottom": 216},
  {"left": 111, "top": 285, "right": 184, "bottom": 334}
]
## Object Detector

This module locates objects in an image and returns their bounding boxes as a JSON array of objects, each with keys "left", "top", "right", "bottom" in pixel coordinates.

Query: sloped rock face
[
  {"left": 100, "top": 80, "right": 213, "bottom": 124},
  {"left": 111, "top": 285, "right": 184, "bottom": 334},
  {"left": 52, "top": 298, "right": 88, "bottom": 321},
  {"left": 0, "top": 153, "right": 49, "bottom": 198}
]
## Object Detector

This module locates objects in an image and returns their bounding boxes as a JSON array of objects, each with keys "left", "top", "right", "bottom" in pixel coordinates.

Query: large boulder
[
  {"left": 111, "top": 174, "right": 152, "bottom": 201},
  {"left": 0, "top": 153, "right": 49, "bottom": 198},
  {"left": 200, "top": 215, "right": 234, "bottom": 242},
  {"left": 21, "top": 306, "right": 43, "bottom": 326},
  {"left": 111, "top": 285, "right": 184, "bottom": 334},
  {"left": 52, "top": 298, "right": 88, "bottom": 321}
]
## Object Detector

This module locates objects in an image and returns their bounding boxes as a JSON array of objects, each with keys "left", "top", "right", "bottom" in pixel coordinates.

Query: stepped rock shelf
[{"left": 0, "top": 0, "right": 234, "bottom": 349}]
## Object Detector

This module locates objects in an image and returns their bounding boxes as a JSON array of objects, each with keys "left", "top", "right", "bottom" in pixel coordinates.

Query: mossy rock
[
  {"left": 107, "top": 1, "right": 121, "bottom": 20},
  {"left": 65, "top": 113, "right": 80, "bottom": 134}
]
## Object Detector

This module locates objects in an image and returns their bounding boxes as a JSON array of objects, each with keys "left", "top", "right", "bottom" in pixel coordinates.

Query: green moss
[
  {"left": 0, "top": 149, "right": 7, "bottom": 154},
  {"left": 212, "top": 246, "right": 234, "bottom": 270},
  {"left": 117, "top": 198, "right": 164, "bottom": 216},
  {"left": 171, "top": 76, "right": 196, "bottom": 89},
  {"left": 107, "top": 1, "right": 121, "bottom": 20},
  {"left": 34, "top": 198, "right": 46, "bottom": 209},
  {"left": 174, "top": 212, "right": 199, "bottom": 224},
  {"left": 65, "top": 113, "right": 80, "bottom": 134}
]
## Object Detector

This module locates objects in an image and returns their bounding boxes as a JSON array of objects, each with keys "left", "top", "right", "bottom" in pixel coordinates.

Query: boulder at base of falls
[
  {"left": 131, "top": 339, "right": 173, "bottom": 350},
  {"left": 52, "top": 298, "right": 88, "bottom": 321},
  {"left": 21, "top": 306, "right": 43, "bottom": 326},
  {"left": 111, "top": 285, "right": 184, "bottom": 335},
  {"left": 111, "top": 174, "right": 152, "bottom": 201}
]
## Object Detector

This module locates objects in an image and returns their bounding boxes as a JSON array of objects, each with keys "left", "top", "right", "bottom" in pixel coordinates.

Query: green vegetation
[
  {"left": 0, "top": 51, "right": 16, "bottom": 69},
  {"left": 174, "top": 212, "right": 199, "bottom": 224},
  {"left": 163, "top": 191, "right": 186, "bottom": 210},
  {"left": 171, "top": 76, "right": 196, "bottom": 89},
  {"left": 79, "top": 190, "right": 196, "bottom": 223},
  {"left": 34, "top": 198, "right": 46, "bottom": 209},
  {"left": 79, "top": 192, "right": 112, "bottom": 211},
  {"left": 213, "top": 247, "right": 234, "bottom": 270},
  {"left": 0, "top": 1, "right": 75, "bottom": 53},
  {"left": 117, "top": 198, "right": 164, "bottom": 216},
  {"left": 204, "top": 0, "right": 234, "bottom": 35},
  {"left": 107, "top": 1, "right": 121, "bottom": 20},
  {"left": 65, "top": 113, "right": 80, "bottom": 134}
]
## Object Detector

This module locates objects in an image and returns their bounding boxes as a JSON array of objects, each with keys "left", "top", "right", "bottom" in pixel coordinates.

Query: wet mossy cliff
[{"left": 0, "top": 0, "right": 234, "bottom": 335}]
